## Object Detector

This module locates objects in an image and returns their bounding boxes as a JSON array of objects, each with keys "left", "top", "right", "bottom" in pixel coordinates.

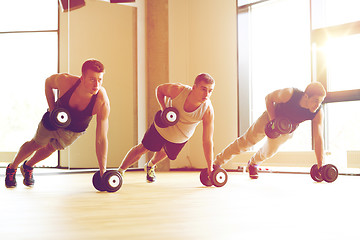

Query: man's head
[
  {"left": 81, "top": 59, "right": 105, "bottom": 95},
  {"left": 192, "top": 73, "right": 215, "bottom": 103},
  {"left": 81, "top": 59, "right": 105, "bottom": 76},
  {"left": 304, "top": 82, "right": 326, "bottom": 113}
]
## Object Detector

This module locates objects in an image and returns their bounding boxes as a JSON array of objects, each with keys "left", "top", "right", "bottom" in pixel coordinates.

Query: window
[
  {"left": 312, "top": 0, "right": 360, "bottom": 170},
  {"left": 312, "top": 0, "right": 360, "bottom": 29},
  {"left": 0, "top": 0, "right": 58, "bottom": 167},
  {"left": 238, "top": 0, "right": 312, "bottom": 151},
  {"left": 325, "top": 34, "right": 360, "bottom": 91},
  {"left": 238, "top": 0, "right": 360, "bottom": 172}
]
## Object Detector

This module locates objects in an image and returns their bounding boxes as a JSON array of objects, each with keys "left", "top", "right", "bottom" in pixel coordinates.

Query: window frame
[
  {"left": 237, "top": 0, "right": 360, "bottom": 153},
  {"left": 311, "top": 21, "right": 360, "bottom": 103},
  {"left": 0, "top": 1, "right": 60, "bottom": 167}
]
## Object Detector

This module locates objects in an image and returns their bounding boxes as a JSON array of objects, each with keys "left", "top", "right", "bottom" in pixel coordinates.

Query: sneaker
[
  {"left": 213, "top": 164, "right": 221, "bottom": 171},
  {"left": 247, "top": 161, "right": 259, "bottom": 179},
  {"left": 5, "top": 164, "right": 17, "bottom": 188},
  {"left": 144, "top": 162, "right": 156, "bottom": 183},
  {"left": 20, "top": 161, "right": 35, "bottom": 187}
]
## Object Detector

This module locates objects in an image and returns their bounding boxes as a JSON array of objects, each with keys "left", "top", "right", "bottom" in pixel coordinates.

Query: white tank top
[{"left": 155, "top": 85, "right": 210, "bottom": 143}]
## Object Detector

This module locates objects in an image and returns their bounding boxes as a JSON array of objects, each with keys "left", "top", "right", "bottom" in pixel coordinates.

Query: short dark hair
[
  {"left": 194, "top": 73, "right": 215, "bottom": 85},
  {"left": 81, "top": 59, "right": 105, "bottom": 76}
]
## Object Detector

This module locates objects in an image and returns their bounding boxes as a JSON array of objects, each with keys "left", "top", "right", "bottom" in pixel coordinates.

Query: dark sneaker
[
  {"left": 144, "top": 162, "right": 156, "bottom": 183},
  {"left": 5, "top": 164, "right": 17, "bottom": 188},
  {"left": 20, "top": 161, "right": 35, "bottom": 187},
  {"left": 247, "top": 161, "right": 259, "bottom": 179}
]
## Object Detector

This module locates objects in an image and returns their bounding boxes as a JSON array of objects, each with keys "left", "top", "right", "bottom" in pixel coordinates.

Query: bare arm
[
  {"left": 45, "top": 74, "right": 60, "bottom": 111},
  {"left": 202, "top": 103, "right": 215, "bottom": 175},
  {"left": 155, "top": 83, "right": 185, "bottom": 110},
  {"left": 45, "top": 73, "right": 77, "bottom": 111},
  {"left": 95, "top": 90, "right": 110, "bottom": 176},
  {"left": 312, "top": 108, "right": 324, "bottom": 168},
  {"left": 265, "top": 88, "right": 293, "bottom": 120}
]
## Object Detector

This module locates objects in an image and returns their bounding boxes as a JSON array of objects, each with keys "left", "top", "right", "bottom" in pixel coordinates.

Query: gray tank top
[{"left": 155, "top": 85, "right": 210, "bottom": 143}]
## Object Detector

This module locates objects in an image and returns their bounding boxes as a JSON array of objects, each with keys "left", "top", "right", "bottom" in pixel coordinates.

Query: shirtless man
[
  {"left": 214, "top": 82, "right": 326, "bottom": 179},
  {"left": 5, "top": 59, "right": 110, "bottom": 188},
  {"left": 118, "top": 73, "right": 215, "bottom": 183}
]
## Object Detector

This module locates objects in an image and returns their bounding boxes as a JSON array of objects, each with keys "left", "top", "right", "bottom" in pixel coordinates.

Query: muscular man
[
  {"left": 118, "top": 73, "right": 215, "bottom": 183},
  {"left": 214, "top": 82, "right": 326, "bottom": 179},
  {"left": 5, "top": 59, "right": 110, "bottom": 188}
]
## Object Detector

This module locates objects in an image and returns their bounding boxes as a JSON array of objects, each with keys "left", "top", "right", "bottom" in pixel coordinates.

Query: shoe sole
[
  {"left": 23, "top": 180, "right": 34, "bottom": 187},
  {"left": 20, "top": 166, "right": 35, "bottom": 187},
  {"left": 144, "top": 164, "right": 156, "bottom": 183},
  {"left": 5, "top": 183, "right": 17, "bottom": 188}
]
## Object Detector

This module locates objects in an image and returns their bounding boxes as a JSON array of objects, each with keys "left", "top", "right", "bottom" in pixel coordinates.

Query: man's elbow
[
  {"left": 96, "top": 137, "right": 107, "bottom": 146},
  {"left": 203, "top": 138, "right": 213, "bottom": 147}
]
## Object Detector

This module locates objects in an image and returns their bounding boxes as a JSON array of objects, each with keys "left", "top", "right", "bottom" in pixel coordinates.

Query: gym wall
[
  {"left": 58, "top": 0, "right": 240, "bottom": 170},
  {"left": 167, "top": 0, "right": 320, "bottom": 170},
  {"left": 56, "top": 0, "right": 351, "bottom": 170},
  {"left": 58, "top": 0, "right": 138, "bottom": 168},
  {"left": 168, "top": 0, "right": 239, "bottom": 169}
]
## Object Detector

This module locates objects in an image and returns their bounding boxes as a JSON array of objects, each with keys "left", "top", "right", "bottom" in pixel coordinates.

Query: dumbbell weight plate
[
  {"left": 162, "top": 107, "right": 179, "bottom": 126},
  {"left": 200, "top": 169, "right": 212, "bottom": 187},
  {"left": 92, "top": 171, "right": 106, "bottom": 191},
  {"left": 50, "top": 108, "right": 71, "bottom": 128},
  {"left": 210, "top": 168, "right": 228, "bottom": 187},
  {"left": 275, "top": 117, "right": 292, "bottom": 134},
  {"left": 265, "top": 121, "right": 280, "bottom": 139},
  {"left": 102, "top": 170, "right": 123, "bottom": 192},
  {"left": 154, "top": 110, "right": 167, "bottom": 128},
  {"left": 310, "top": 164, "right": 323, "bottom": 182},
  {"left": 321, "top": 164, "right": 338, "bottom": 183}
]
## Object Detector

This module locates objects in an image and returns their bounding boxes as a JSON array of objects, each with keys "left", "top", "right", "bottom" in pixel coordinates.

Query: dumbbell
[
  {"left": 265, "top": 117, "right": 293, "bottom": 139},
  {"left": 92, "top": 170, "right": 123, "bottom": 192},
  {"left": 49, "top": 107, "right": 71, "bottom": 129},
  {"left": 200, "top": 168, "right": 228, "bottom": 187},
  {"left": 310, "top": 164, "right": 338, "bottom": 183},
  {"left": 155, "top": 107, "right": 179, "bottom": 128}
]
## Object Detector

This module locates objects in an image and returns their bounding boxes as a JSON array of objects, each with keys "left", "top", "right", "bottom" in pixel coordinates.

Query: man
[
  {"left": 118, "top": 73, "right": 215, "bottom": 183},
  {"left": 214, "top": 82, "right": 326, "bottom": 179},
  {"left": 5, "top": 59, "right": 110, "bottom": 188}
]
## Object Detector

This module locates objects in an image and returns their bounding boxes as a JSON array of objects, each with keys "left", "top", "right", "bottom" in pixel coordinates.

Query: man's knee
[
  {"left": 45, "top": 143, "right": 56, "bottom": 153},
  {"left": 134, "top": 143, "right": 149, "bottom": 154},
  {"left": 155, "top": 148, "right": 167, "bottom": 158},
  {"left": 256, "top": 148, "right": 277, "bottom": 163},
  {"left": 26, "top": 140, "right": 44, "bottom": 151}
]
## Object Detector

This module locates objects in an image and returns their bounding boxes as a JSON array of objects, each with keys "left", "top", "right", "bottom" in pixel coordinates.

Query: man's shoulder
[
  {"left": 96, "top": 87, "right": 110, "bottom": 106},
  {"left": 57, "top": 73, "right": 79, "bottom": 81},
  {"left": 171, "top": 82, "right": 189, "bottom": 90},
  {"left": 93, "top": 87, "right": 110, "bottom": 116},
  {"left": 166, "top": 83, "right": 189, "bottom": 98},
  {"left": 57, "top": 73, "right": 79, "bottom": 88}
]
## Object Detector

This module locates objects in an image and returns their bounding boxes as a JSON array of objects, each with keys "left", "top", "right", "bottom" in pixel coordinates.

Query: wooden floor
[{"left": 1, "top": 170, "right": 360, "bottom": 240}]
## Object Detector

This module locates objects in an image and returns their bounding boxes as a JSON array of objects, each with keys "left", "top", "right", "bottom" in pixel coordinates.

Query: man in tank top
[
  {"left": 118, "top": 73, "right": 215, "bottom": 183},
  {"left": 214, "top": 82, "right": 326, "bottom": 179},
  {"left": 5, "top": 59, "right": 110, "bottom": 188}
]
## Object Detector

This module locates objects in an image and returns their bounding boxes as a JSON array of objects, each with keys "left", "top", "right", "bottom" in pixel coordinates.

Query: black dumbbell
[
  {"left": 321, "top": 164, "right": 338, "bottom": 183},
  {"left": 265, "top": 117, "right": 293, "bottom": 139},
  {"left": 92, "top": 170, "right": 123, "bottom": 192},
  {"left": 200, "top": 168, "right": 228, "bottom": 187},
  {"left": 155, "top": 107, "right": 179, "bottom": 128},
  {"left": 49, "top": 107, "right": 71, "bottom": 129},
  {"left": 310, "top": 164, "right": 323, "bottom": 182},
  {"left": 200, "top": 169, "right": 213, "bottom": 187},
  {"left": 92, "top": 171, "right": 106, "bottom": 191},
  {"left": 310, "top": 164, "right": 338, "bottom": 183}
]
